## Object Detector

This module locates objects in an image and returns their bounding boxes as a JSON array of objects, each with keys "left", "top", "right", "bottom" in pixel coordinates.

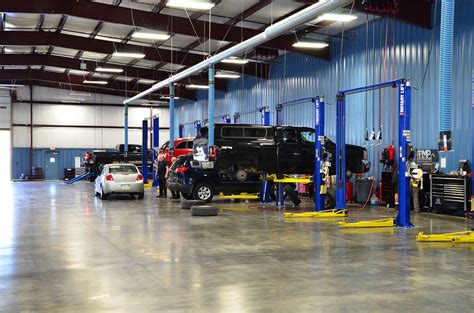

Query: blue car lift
[
  {"left": 152, "top": 115, "right": 160, "bottom": 187},
  {"left": 142, "top": 119, "right": 149, "bottom": 183},
  {"left": 335, "top": 79, "right": 413, "bottom": 228}
]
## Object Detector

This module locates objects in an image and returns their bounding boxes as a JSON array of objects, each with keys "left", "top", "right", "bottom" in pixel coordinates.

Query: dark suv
[{"left": 167, "top": 155, "right": 262, "bottom": 202}]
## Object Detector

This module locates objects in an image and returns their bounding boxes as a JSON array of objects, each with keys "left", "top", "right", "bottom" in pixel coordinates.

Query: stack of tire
[{"left": 30, "top": 166, "right": 45, "bottom": 180}]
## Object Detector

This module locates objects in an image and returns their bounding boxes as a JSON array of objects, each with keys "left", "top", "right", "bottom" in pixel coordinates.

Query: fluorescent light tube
[
  {"left": 96, "top": 67, "right": 124, "bottom": 73},
  {"left": 166, "top": 0, "right": 215, "bottom": 11},
  {"left": 187, "top": 84, "right": 209, "bottom": 89},
  {"left": 292, "top": 41, "right": 329, "bottom": 49},
  {"left": 319, "top": 13, "right": 358, "bottom": 22},
  {"left": 161, "top": 96, "right": 181, "bottom": 100},
  {"left": 221, "top": 58, "right": 249, "bottom": 65},
  {"left": 83, "top": 80, "right": 108, "bottom": 85},
  {"left": 215, "top": 72, "right": 241, "bottom": 79},
  {"left": 112, "top": 52, "right": 146, "bottom": 59},
  {"left": 132, "top": 31, "right": 170, "bottom": 41},
  {"left": 61, "top": 100, "right": 81, "bottom": 104}
]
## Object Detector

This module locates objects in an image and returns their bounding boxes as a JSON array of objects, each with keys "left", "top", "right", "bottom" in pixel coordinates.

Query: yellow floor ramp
[
  {"left": 219, "top": 193, "right": 260, "bottom": 200},
  {"left": 284, "top": 209, "right": 347, "bottom": 218},
  {"left": 416, "top": 231, "right": 474, "bottom": 243},
  {"left": 338, "top": 218, "right": 395, "bottom": 228}
]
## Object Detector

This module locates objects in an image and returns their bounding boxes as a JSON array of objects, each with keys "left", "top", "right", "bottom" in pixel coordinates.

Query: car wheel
[
  {"left": 100, "top": 185, "right": 108, "bottom": 200},
  {"left": 193, "top": 183, "right": 214, "bottom": 203},
  {"left": 181, "top": 193, "right": 194, "bottom": 200},
  {"left": 138, "top": 193, "right": 144, "bottom": 199}
]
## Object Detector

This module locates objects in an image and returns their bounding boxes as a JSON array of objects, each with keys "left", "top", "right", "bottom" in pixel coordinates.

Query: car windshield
[
  {"left": 300, "top": 129, "right": 315, "bottom": 143},
  {"left": 108, "top": 165, "right": 138, "bottom": 174}
]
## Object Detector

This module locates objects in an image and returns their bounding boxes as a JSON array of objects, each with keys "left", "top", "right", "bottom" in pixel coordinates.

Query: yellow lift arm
[{"left": 416, "top": 231, "right": 474, "bottom": 243}]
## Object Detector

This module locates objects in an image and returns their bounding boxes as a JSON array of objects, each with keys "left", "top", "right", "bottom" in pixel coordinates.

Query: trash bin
[{"left": 355, "top": 178, "right": 373, "bottom": 203}]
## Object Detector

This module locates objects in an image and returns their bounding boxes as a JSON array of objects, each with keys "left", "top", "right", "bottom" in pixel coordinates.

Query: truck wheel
[{"left": 193, "top": 183, "right": 214, "bottom": 203}]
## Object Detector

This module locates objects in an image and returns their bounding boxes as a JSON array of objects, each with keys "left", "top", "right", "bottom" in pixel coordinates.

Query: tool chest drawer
[{"left": 430, "top": 175, "right": 471, "bottom": 213}]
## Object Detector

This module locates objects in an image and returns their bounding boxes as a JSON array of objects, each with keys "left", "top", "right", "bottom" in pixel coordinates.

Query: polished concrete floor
[{"left": 1, "top": 181, "right": 473, "bottom": 312}]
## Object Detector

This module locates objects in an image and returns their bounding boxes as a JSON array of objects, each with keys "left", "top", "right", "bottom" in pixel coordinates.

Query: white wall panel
[
  {"left": 0, "top": 91, "right": 11, "bottom": 129},
  {"left": 12, "top": 86, "right": 171, "bottom": 148}
]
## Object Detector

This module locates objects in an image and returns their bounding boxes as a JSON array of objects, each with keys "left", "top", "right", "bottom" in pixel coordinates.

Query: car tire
[
  {"left": 192, "top": 183, "right": 214, "bottom": 203},
  {"left": 100, "top": 186, "right": 108, "bottom": 200},
  {"left": 191, "top": 205, "right": 219, "bottom": 216},
  {"left": 181, "top": 193, "right": 194, "bottom": 200},
  {"left": 181, "top": 200, "right": 205, "bottom": 209},
  {"left": 138, "top": 193, "right": 144, "bottom": 199},
  {"left": 324, "top": 193, "right": 336, "bottom": 210}
]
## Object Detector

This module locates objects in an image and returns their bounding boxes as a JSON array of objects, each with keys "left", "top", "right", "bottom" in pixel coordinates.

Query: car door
[
  {"left": 298, "top": 128, "right": 315, "bottom": 174},
  {"left": 277, "top": 127, "right": 302, "bottom": 173}
]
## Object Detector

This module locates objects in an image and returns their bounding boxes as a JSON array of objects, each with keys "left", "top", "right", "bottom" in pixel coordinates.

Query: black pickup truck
[
  {"left": 193, "top": 124, "right": 370, "bottom": 179},
  {"left": 83, "top": 144, "right": 152, "bottom": 180}
]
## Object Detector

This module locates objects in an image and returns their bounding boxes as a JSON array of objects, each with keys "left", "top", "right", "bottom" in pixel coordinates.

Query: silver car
[{"left": 95, "top": 164, "right": 145, "bottom": 200}]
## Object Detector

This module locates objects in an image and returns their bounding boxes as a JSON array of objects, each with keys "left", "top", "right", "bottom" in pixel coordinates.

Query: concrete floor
[{"left": 1, "top": 181, "right": 473, "bottom": 312}]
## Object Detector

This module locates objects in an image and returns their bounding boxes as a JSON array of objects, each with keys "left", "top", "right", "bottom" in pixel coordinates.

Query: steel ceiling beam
[
  {"left": 0, "top": 0, "right": 329, "bottom": 59},
  {"left": 0, "top": 31, "right": 267, "bottom": 79},
  {"left": 0, "top": 54, "right": 227, "bottom": 90},
  {"left": 0, "top": 69, "right": 196, "bottom": 100}
]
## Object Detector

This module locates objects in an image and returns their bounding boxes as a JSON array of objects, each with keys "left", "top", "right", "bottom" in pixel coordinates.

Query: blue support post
[
  {"left": 194, "top": 121, "right": 201, "bottom": 135},
  {"left": 152, "top": 115, "right": 159, "bottom": 187},
  {"left": 141, "top": 119, "right": 149, "bottom": 183},
  {"left": 396, "top": 80, "right": 413, "bottom": 227},
  {"left": 314, "top": 97, "right": 325, "bottom": 211},
  {"left": 259, "top": 106, "right": 272, "bottom": 203},
  {"left": 124, "top": 103, "right": 129, "bottom": 154},
  {"left": 335, "top": 94, "right": 346, "bottom": 209},
  {"left": 169, "top": 83, "right": 175, "bottom": 155},
  {"left": 208, "top": 65, "right": 215, "bottom": 148},
  {"left": 178, "top": 124, "right": 184, "bottom": 138}
]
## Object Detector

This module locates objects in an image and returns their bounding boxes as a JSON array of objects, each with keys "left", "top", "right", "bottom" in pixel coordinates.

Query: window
[
  {"left": 244, "top": 128, "right": 267, "bottom": 138},
  {"left": 176, "top": 142, "right": 187, "bottom": 149},
  {"left": 186, "top": 141, "right": 194, "bottom": 149},
  {"left": 300, "top": 130, "right": 315, "bottom": 143},
  {"left": 129, "top": 145, "right": 142, "bottom": 153},
  {"left": 161, "top": 141, "right": 169, "bottom": 150},
  {"left": 109, "top": 165, "right": 138, "bottom": 174},
  {"left": 282, "top": 129, "right": 297, "bottom": 143},
  {"left": 221, "top": 127, "right": 244, "bottom": 138}
]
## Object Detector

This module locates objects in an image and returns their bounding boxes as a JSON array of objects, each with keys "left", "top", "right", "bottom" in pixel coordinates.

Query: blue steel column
[
  {"left": 208, "top": 65, "right": 215, "bottom": 149},
  {"left": 335, "top": 94, "right": 346, "bottom": 209},
  {"left": 314, "top": 97, "right": 325, "bottom": 211},
  {"left": 178, "top": 125, "right": 184, "bottom": 138},
  {"left": 169, "top": 83, "right": 175, "bottom": 153},
  {"left": 396, "top": 80, "right": 413, "bottom": 227},
  {"left": 124, "top": 103, "right": 129, "bottom": 154},
  {"left": 260, "top": 107, "right": 272, "bottom": 203},
  {"left": 194, "top": 121, "right": 201, "bottom": 135},
  {"left": 141, "top": 119, "right": 148, "bottom": 183},
  {"left": 274, "top": 105, "right": 284, "bottom": 206},
  {"left": 152, "top": 115, "right": 159, "bottom": 187}
]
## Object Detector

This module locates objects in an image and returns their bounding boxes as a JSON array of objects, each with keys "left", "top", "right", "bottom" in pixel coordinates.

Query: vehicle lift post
[
  {"left": 142, "top": 119, "right": 149, "bottom": 183},
  {"left": 260, "top": 106, "right": 273, "bottom": 203},
  {"left": 152, "top": 115, "right": 160, "bottom": 188},
  {"left": 194, "top": 120, "right": 201, "bottom": 135},
  {"left": 178, "top": 124, "right": 184, "bottom": 138},
  {"left": 335, "top": 79, "right": 413, "bottom": 228}
]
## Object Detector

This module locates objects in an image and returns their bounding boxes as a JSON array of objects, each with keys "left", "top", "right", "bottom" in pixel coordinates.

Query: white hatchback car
[{"left": 95, "top": 164, "right": 145, "bottom": 200}]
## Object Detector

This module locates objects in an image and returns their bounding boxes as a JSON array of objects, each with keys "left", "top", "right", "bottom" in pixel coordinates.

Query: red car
[{"left": 159, "top": 138, "right": 194, "bottom": 165}]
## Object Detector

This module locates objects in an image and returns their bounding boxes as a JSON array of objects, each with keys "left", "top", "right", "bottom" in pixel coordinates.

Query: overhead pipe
[
  {"left": 123, "top": 0, "right": 351, "bottom": 105},
  {"left": 438, "top": 0, "right": 455, "bottom": 152}
]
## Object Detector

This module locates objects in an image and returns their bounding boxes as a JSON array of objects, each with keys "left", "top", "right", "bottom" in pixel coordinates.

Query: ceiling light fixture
[
  {"left": 70, "top": 92, "right": 91, "bottom": 97},
  {"left": 132, "top": 31, "right": 170, "bottom": 41},
  {"left": 96, "top": 67, "right": 124, "bottom": 73},
  {"left": 112, "top": 52, "right": 146, "bottom": 59},
  {"left": 215, "top": 71, "right": 241, "bottom": 79},
  {"left": 318, "top": 13, "right": 358, "bottom": 22},
  {"left": 187, "top": 84, "right": 209, "bottom": 90},
  {"left": 61, "top": 100, "right": 81, "bottom": 104},
  {"left": 166, "top": 0, "right": 215, "bottom": 11},
  {"left": 221, "top": 57, "right": 249, "bottom": 65},
  {"left": 0, "top": 84, "right": 25, "bottom": 88},
  {"left": 292, "top": 41, "right": 329, "bottom": 49},
  {"left": 160, "top": 96, "right": 181, "bottom": 100},
  {"left": 83, "top": 80, "right": 108, "bottom": 85}
]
